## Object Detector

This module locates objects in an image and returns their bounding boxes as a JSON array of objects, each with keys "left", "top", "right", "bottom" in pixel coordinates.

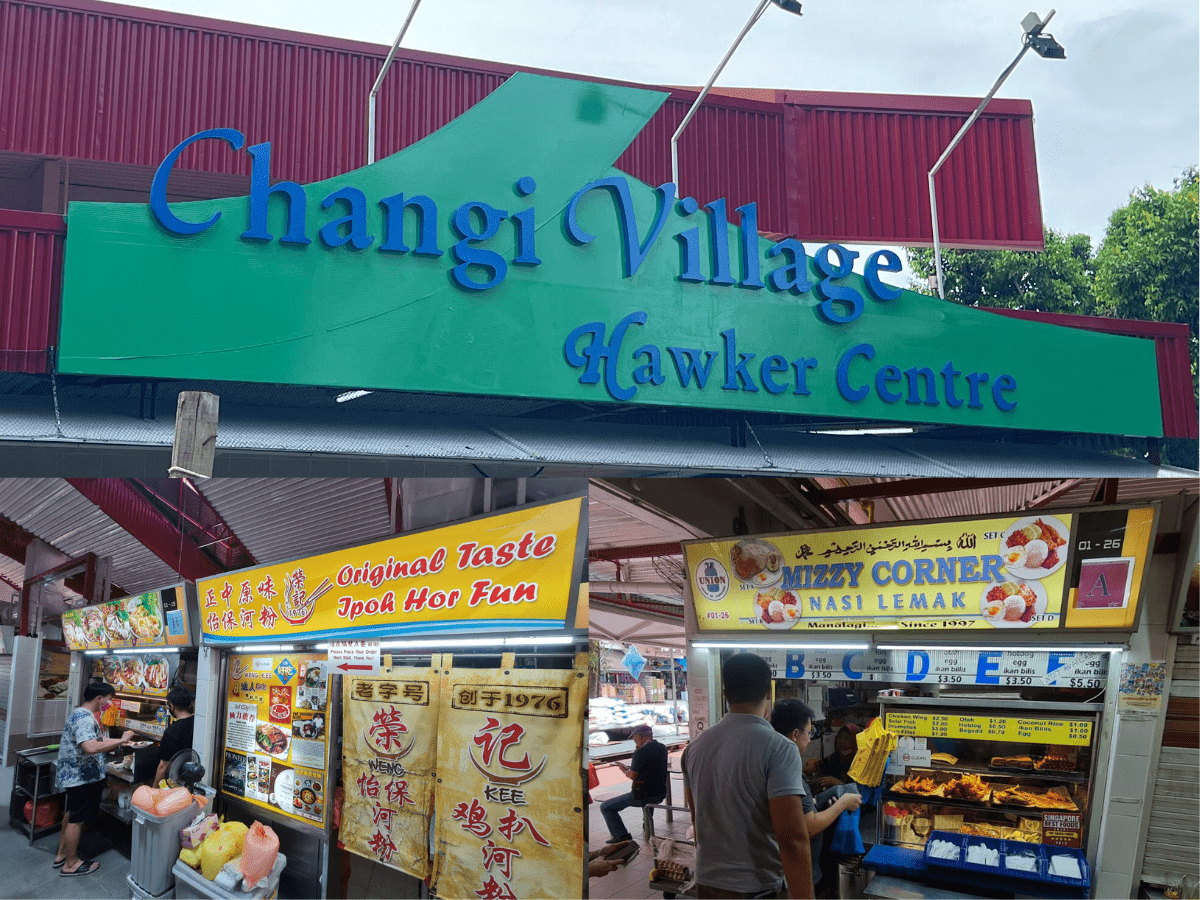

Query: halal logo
[
  {"left": 696, "top": 558, "right": 729, "bottom": 601},
  {"left": 274, "top": 658, "right": 296, "bottom": 685}
]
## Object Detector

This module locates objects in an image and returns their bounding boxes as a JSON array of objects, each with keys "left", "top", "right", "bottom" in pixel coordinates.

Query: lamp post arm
[
  {"left": 367, "top": 0, "right": 424, "bottom": 166},
  {"left": 670, "top": 0, "right": 771, "bottom": 191},
  {"left": 928, "top": 9, "right": 1055, "bottom": 298}
]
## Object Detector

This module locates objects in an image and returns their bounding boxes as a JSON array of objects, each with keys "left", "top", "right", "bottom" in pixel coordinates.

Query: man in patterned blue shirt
[{"left": 54, "top": 682, "right": 133, "bottom": 876}]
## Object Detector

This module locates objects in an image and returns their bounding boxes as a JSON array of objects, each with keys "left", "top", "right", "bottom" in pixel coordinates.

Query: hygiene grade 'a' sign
[
  {"left": 685, "top": 506, "right": 1155, "bottom": 633},
  {"left": 197, "top": 497, "right": 583, "bottom": 644}
]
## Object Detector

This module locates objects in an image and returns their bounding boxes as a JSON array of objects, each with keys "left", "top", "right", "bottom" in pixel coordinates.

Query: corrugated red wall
[
  {"left": 0, "top": 210, "right": 62, "bottom": 373},
  {"left": 786, "top": 92, "right": 1043, "bottom": 250},
  {"left": 0, "top": 0, "right": 1042, "bottom": 248}
]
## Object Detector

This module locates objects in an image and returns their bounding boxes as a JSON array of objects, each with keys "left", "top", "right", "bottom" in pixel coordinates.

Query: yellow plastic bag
[
  {"left": 847, "top": 718, "right": 897, "bottom": 787},
  {"left": 201, "top": 825, "right": 246, "bottom": 880}
]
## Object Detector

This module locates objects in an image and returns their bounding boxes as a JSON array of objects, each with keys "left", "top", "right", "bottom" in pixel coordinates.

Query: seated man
[{"left": 599, "top": 724, "right": 668, "bottom": 844}]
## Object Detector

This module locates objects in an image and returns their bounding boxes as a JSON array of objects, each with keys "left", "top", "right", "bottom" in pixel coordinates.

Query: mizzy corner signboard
[
  {"left": 196, "top": 497, "right": 584, "bottom": 644},
  {"left": 57, "top": 73, "right": 1163, "bottom": 438},
  {"left": 684, "top": 505, "right": 1156, "bottom": 633}
]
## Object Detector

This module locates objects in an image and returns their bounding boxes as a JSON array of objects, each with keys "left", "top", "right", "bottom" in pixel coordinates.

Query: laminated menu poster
[
  {"left": 93, "top": 653, "right": 173, "bottom": 698},
  {"left": 341, "top": 664, "right": 441, "bottom": 879},
  {"left": 432, "top": 652, "right": 587, "bottom": 900},
  {"left": 63, "top": 588, "right": 192, "bottom": 650},
  {"left": 221, "top": 653, "right": 330, "bottom": 828}
]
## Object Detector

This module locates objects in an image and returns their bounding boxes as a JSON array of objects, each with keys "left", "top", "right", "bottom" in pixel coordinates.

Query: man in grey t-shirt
[{"left": 682, "top": 653, "right": 813, "bottom": 899}]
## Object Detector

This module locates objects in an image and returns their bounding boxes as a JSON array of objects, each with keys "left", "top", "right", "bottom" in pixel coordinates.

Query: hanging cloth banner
[
  {"left": 432, "top": 652, "right": 587, "bottom": 900},
  {"left": 340, "top": 659, "right": 442, "bottom": 879}
]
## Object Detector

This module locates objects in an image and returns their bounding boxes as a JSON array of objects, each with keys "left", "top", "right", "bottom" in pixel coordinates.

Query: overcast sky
[{"left": 124, "top": 0, "right": 1197, "bottom": 251}]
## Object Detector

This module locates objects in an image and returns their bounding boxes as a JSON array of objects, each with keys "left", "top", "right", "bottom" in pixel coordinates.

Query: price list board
[{"left": 885, "top": 711, "right": 1092, "bottom": 746}]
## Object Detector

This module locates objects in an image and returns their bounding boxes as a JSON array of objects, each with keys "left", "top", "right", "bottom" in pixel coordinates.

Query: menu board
[
  {"left": 432, "top": 654, "right": 586, "bottom": 900},
  {"left": 885, "top": 711, "right": 1092, "bottom": 746},
  {"left": 341, "top": 666, "right": 441, "bottom": 879},
  {"left": 62, "top": 585, "right": 194, "bottom": 650},
  {"left": 220, "top": 653, "right": 330, "bottom": 827},
  {"left": 92, "top": 653, "right": 175, "bottom": 698}
]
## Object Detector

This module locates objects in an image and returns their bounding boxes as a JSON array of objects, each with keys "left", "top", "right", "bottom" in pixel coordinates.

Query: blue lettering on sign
[
  {"left": 147, "top": 133, "right": 1019, "bottom": 415},
  {"left": 842, "top": 651, "right": 863, "bottom": 681},
  {"left": 785, "top": 652, "right": 806, "bottom": 679},
  {"left": 905, "top": 650, "right": 930, "bottom": 681},
  {"left": 976, "top": 651, "right": 1002, "bottom": 684}
]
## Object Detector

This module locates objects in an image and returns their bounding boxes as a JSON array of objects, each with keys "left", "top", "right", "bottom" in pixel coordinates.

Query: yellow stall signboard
[
  {"left": 686, "top": 513, "right": 1076, "bottom": 632},
  {"left": 885, "top": 711, "right": 1092, "bottom": 746},
  {"left": 432, "top": 654, "right": 587, "bottom": 900},
  {"left": 197, "top": 498, "right": 583, "bottom": 644},
  {"left": 220, "top": 653, "right": 331, "bottom": 828},
  {"left": 341, "top": 665, "right": 441, "bottom": 880}
]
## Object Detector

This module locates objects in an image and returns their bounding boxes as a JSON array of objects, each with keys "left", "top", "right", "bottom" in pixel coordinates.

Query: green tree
[
  {"left": 1094, "top": 167, "right": 1199, "bottom": 380},
  {"left": 906, "top": 228, "right": 1097, "bottom": 313}
]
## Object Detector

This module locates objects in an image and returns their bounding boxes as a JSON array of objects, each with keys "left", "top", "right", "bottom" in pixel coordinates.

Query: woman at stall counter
[
  {"left": 771, "top": 700, "right": 862, "bottom": 897},
  {"left": 54, "top": 682, "right": 135, "bottom": 876},
  {"left": 809, "top": 725, "right": 861, "bottom": 793},
  {"left": 154, "top": 686, "right": 196, "bottom": 785}
]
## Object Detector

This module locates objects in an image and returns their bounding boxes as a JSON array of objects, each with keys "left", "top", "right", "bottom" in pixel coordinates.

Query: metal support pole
[
  {"left": 671, "top": 0, "right": 771, "bottom": 191},
  {"left": 367, "top": 0, "right": 423, "bottom": 166},
  {"left": 928, "top": 9, "right": 1055, "bottom": 299}
]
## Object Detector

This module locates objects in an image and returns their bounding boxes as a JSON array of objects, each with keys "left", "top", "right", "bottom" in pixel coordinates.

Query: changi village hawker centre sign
[{"left": 58, "top": 74, "right": 1163, "bottom": 437}]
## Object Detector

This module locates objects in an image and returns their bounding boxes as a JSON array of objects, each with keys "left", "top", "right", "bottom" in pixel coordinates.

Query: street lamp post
[
  {"left": 928, "top": 9, "right": 1065, "bottom": 300},
  {"left": 670, "top": 0, "right": 803, "bottom": 192},
  {"left": 366, "top": 0, "right": 424, "bottom": 167}
]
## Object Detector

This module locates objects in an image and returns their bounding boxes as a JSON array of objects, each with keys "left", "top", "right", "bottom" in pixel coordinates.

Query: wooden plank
[{"left": 170, "top": 391, "right": 219, "bottom": 478}]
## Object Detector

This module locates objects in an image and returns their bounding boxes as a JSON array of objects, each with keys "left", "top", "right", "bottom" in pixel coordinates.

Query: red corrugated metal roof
[
  {"left": 786, "top": 91, "right": 1043, "bottom": 250},
  {"left": 0, "top": 0, "right": 1042, "bottom": 249},
  {"left": 985, "top": 308, "right": 1197, "bottom": 439},
  {"left": 0, "top": 210, "right": 62, "bottom": 374}
]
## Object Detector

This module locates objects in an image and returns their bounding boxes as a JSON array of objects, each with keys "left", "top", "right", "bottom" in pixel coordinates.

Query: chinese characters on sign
[
  {"left": 433, "top": 655, "right": 586, "bottom": 900},
  {"left": 221, "top": 654, "right": 330, "bottom": 828},
  {"left": 340, "top": 668, "right": 440, "bottom": 880},
  {"left": 196, "top": 498, "right": 583, "bottom": 644}
]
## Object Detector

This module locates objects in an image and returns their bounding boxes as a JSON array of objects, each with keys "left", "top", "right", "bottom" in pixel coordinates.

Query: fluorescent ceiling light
[
  {"left": 875, "top": 644, "right": 1125, "bottom": 653},
  {"left": 813, "top": 427, "right": 915, "bottom": 436},
  {"left": 504, "top": 635, "right": 574, "bottom": 646},
  {"left": 232, "top": 644, "right": 295, "bottom": 653},
  {"left": 382, "top": 637, "right": 497, "bottom": 648},
  {"left": 336, "top": 390, "right": 373, "bottom": 403},
  {"left": 112, "top": 647, "right": 178, "bottom": 654},
  {"left": 693, "top": 641, "right": 870, "bottom": 651}
]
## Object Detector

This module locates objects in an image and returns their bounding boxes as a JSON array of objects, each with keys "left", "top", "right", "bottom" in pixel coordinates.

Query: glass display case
[{"left": 878, "top": 697, "right": 1102, "bottom": 853}]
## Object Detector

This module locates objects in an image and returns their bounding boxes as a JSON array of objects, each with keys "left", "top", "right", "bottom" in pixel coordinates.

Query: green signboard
[{"left": 58, "top": 73, "right": 1163, "bottom": 437}]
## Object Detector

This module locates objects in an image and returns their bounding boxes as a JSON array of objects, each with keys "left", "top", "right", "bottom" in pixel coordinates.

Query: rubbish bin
[{"left": 131, "top": 787, "right": 216, "bottom": 897}]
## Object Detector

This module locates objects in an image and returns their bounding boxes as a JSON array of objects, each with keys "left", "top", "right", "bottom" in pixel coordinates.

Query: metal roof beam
[
  {"left": 808, "top": 478, "right": 1046, "bottom": 504},
  {"left": 590, "top": 542, "right": 683, "bottom": 561},
  {"left": 66, "top": 478, "right": 225, "bottom": 581}
]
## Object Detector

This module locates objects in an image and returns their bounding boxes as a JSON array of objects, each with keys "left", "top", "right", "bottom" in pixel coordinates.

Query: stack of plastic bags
[{"left": 846, "top": 718, "right": 898, "bottom": 787}]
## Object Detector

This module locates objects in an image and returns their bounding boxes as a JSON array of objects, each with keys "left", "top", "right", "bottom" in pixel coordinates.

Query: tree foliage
[
  {"left": 904, "top": 169, "right": 1198, "bottom": 466},
  {"left": 1094, "top": 167, "right": 1199, "bottom": 352},
  {"left": 907, "top": 229, "right": 1097, "bottom": 313}
]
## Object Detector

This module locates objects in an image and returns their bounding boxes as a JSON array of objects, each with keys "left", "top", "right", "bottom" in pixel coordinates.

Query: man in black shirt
[
  {"left": 154, "top": 686, "right": 196, "bottom": 785},
  {"left": 599, "top": 724, "right": 668, "bottom": 844}
]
